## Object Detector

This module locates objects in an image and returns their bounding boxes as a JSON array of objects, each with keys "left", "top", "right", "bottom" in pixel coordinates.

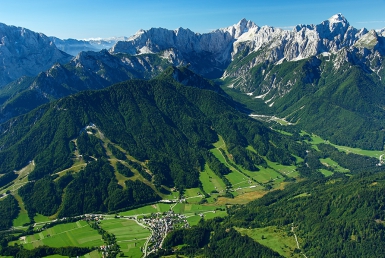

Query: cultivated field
[
  {"left": 100, "top": 219, "right": 151, "bottom": 257},
  {"left": 199, "top": 164, "right": 227, "bottom": 193},
  {"left": 11, "top": 221, "right": 103, "bottom": 250}
]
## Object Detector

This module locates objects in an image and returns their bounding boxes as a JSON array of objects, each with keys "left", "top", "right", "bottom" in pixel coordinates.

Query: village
[{"left": 124, "top": 210, "right": 189, "bottom": 256}]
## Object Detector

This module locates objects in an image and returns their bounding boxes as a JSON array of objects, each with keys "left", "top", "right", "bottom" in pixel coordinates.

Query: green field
[
  {"left": 308, "top": 133, "right": 384, "bottom": 158},
  {"left": 236, "top": 226, "right": 302, "bottom": 258},
  {"left": 119, "top": 239, "right": 146, "bottom": 258},
  {"left": 199, "top": 164, "right": 227, "bottom": 194},
  {"left": 265, "top": 161, "right": 298, "bottom": 178},
  {"left": 210, "top": 148, "right": 227, "bottom": 164},
  {"left": 183, "top": 188, "right": 202, "bottom": 198},
  {"left": 253, "top": 167, "right": 282, "bottom": 183},
  {"left": 100, "top": 219, "right": 150, "bottom": 257},
  {"left": 225, "top": 172, "right": 250, "bottom": 188},
  {"left": 186, "top": 215, "right": 202, "bottom": 226},
  {"left": 11, "top": 221, "right": 103, "bottom": 249},
  {"left": 212, "top": 135, "right": 226, "bottom": 148},
  {"left": 319, "top": 169, "right": 334, "bottom": 177},
  {"left": 185, "top": 210, "right": 227, "bottom": 226},
  {"left": 320, "top": 158, "right": 349, "bottom": 173},
  {"left": 34, "top": 213, "right": 50, "bottom": 223},
  {"left": 119, "top": 205, "right": 159, "bottom": 216},
  {"left": 12, "top": 193, "right": 30, "bottom": 227}
]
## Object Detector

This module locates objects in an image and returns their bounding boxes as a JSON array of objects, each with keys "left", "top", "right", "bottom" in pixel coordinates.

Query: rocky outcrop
[
  {"left": 109, "top": 14, "right": 376, "bottom": 80},
  {"left": 224, "top": 14, "right": 369, "bottom": 77},
  {"left": 0, "top": 23, "right": 71, "bottom": 87}
]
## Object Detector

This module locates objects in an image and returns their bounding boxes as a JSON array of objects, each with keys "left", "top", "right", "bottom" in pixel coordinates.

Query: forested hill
[
  {"left": 226, "top": 171, "right": 385, "bottom": 257},
  {"left": 0, "top": 67, "right": 307, "bottom": 218}
]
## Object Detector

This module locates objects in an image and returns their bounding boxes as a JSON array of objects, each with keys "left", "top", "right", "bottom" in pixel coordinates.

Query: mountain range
[
  {"left": 1, "top": 13, "right": 385, "bottom": 258},
  {"left": 0, "top": 13, "right": 384, "bottom": 149},
  {"left": 49, "top": 36, "right": 128, "bottom": 56},
  {"left": 0, "top": 23, "right": 71, "bottom": 87}
]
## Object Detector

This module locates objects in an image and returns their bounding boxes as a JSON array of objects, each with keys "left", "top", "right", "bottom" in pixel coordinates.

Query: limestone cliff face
[
  {"left": 109, "top": 14, "right": 378, "bottom": 80},
  {"left": 0, "top": 23, "right": 71, "bottom": 87},
  {"left": 225, "top": 14, "right": 370, "bottom": 77},
  {"left": 109, "top": 19, "right": 257, "bottom": 78}
]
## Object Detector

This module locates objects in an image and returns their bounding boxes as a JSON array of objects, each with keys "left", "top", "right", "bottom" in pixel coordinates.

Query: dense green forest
[
  {"left": 1, "top": 64, "right": 385, "bottom": 257},
  {"left": 0, "top": 68, "right": 305, "bottom": 194},
  {"left": 226, "top": 170, "right": 385, "bottom": 257},
  {"left": 155, "top": 218, "right": 282, "bottom": 257},
  {"left": 0, "top": 195, "right": 19, "bottom": 230}
]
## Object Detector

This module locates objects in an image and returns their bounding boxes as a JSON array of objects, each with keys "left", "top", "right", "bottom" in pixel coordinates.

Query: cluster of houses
[
  {"left": 141, "top": 211, "right": 189, "bottom": 253},
  {"left": 83, "top": 214, "right": 104, "bottom": 221}
]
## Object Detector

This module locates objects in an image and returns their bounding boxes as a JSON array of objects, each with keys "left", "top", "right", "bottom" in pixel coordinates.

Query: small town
[{"left": 127, "top": 211, "right": 189, "bottom": 256}]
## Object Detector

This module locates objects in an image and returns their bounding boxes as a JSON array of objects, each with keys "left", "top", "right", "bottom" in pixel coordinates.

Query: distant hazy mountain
[
  {"left": 0, "top": 23, "right": 71, "bottom": 87},
  {"left": 50, "top": 36, "right": 128, "bottom": 56}
]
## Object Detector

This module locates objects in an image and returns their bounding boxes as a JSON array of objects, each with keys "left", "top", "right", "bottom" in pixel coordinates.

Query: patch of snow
[
  {"left": 138, "top": 46, "right": 153, "bottom": 54},
  {"left": 276, "top": 58, "right": 285, "bottom": 65},
  {"left": 254, "top": 90, "right": 270, "bottom": 99}
]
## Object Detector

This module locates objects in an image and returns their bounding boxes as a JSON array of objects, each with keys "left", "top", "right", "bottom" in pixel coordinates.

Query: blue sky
[{"left": 1, "top": 0, "right": 385, "bottom": 39}]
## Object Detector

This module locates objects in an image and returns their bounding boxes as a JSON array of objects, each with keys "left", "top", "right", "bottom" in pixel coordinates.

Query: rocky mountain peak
[
  {"left": 378, "top": 28, "right": 385, "bottom": 37},
  {"left": 328, "top": 13, "right": 348, "bottom": 26},
  {"left": 354, "top": 30, "right": 380, "bottom": 49},
  {"left": 217, "top": 18, "right": 258, "bottom": 39},
  {"left": 0, "top": 22, "right": 71, "bottom": 87}
]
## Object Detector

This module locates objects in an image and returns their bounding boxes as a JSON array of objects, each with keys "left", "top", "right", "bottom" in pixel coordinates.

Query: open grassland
[
  {"left": 200, "top": 164, "right": 227, "bottom": 194},
  {"left": 100, "top": 219, "right": 150, "bottom": 241},
  {"left": 216, "top": 190, "right": 267, "bottom": 205},
  {"left": 186, "top": 215, "right": 202, "bottom": 226},
  {"left": 12, "top": 192, "right": 30, "bottom": 227},
  {"left": 308, "top": 133, "right": 384, "bottom": 158},
  {"left": 119, "top": 239, "right": 146, "bottom": 258},
  {"left": 225, "top": 172, "right": 251, "bottom": 188},
  {"left": 236, "top": 226, "right": 302, "bottom": 258},
  {"left": 84, "top": 250, "right": 103, "bottom": 258},
  {"left": 266, "top": 161, "right": 298, "bottom": 178},
  {"left": 11, "top": 221, "right": 103, "bottom": 250},
  {"left": 183, "top": 188, "right": 203, "bottom": 198},
  {"left": 212, "top": 135, "right": 226, "bottom": 148},
  {"left": 0, "top": 162, "right": 35, "bottom": 196},
  {"left": 54, "top": 163, "right": 87, "bottom": 178},
  {"left": 335, "top": 145, "right": 384, "bottom": 158},
  {"left": 210, "top": 148, "right": 227, "bottom": 164},
  {"left": 253, "top": 167, "right": 282, "bottom": 183},
  {"left": 185, "top": 210, "right": 227, "bottom": 226},
  {"left": 320, "top": 158, "right": 349, "bottom": 173},
  {"left": 34, "top": 213, "right": 50, "bottom": 223},
  {"left": 120, "top": 205, "right": 158, "bottom": 216},
  {"left": 319, "top": 169, "right": 334, "bottom": 177},
  {"left": 161, "top": 189, "right": 179, "bottom": 200}
]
